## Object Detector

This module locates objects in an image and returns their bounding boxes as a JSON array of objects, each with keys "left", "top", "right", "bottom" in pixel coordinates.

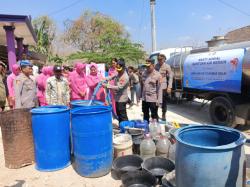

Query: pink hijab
[
  {"left": 12, "top": 64, "right": 20, "bottom": 76},
  {"left": 69, "top": 62, "right": 87, "bottom": 101},
  {"left": 86, "top": 63, "right": 105, "bottom": 102}
]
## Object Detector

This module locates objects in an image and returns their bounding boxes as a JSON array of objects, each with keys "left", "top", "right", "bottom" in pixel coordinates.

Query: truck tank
[{"left": 167, "top": 41, "right": 250, "bottom": 95}]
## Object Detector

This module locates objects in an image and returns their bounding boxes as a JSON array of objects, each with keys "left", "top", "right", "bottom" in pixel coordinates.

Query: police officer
[
  {"left": 104, "top": 60, "right": 129, "bottom": 123},
  {"left": 155, "top": 54, "right": 173, "bottom": 121},
  {"left": 141, "top": 59, "right": 162, "bottom": 123},
  {"left": 14, "top": 60, "right": 38, "bottom": 109}
]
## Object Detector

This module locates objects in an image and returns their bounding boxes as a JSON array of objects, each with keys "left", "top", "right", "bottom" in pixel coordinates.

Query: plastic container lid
[{"left": 31, "top": 105, "right": 69, "bottom": 114}]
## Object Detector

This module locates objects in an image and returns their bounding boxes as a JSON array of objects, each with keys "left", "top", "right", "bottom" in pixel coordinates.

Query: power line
[
  {"left": 48, "top": 0, "right": 83, "bottom": 16},
  {"left": 217, "top": 0, "right": 250, "bottom": 17}
]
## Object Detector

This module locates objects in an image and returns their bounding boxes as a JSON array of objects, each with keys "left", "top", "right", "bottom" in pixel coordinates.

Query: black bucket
[
  {"left": 111, "top": 155, "right": 143, "bottom": 180},
  {"left": 121, "top": 170, "right": 157, "bottom": 187},
  {"left": 142, "top": 157, "right": 175, "bottom": 184}
]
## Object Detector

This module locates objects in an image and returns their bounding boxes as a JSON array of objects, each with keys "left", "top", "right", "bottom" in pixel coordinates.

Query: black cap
[
  {"left": 144, "top": 59, "right": 155, "bottom": 66},
  {"left": 53, "top": 65, "right": 63, "bottom": 72},
  {"left": 117, "top": 60, "right": 125, "bottom": 68}
]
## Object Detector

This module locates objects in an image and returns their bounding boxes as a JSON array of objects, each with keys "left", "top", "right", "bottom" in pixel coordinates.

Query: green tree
[
  {"left": 31, "top": 16, "right": 56, "bottom": 57},
  {"left": 65, "top": 10, "right": 145, "bottom": 64},
  {"left": 64, "top": 11, "right": 128, "bottom": 52},
  {"left": 49, "top": 55, "right": 64, "bottom": 65},
  {"left": 67, "top": 39, "right": 145, "bottom": 64}
]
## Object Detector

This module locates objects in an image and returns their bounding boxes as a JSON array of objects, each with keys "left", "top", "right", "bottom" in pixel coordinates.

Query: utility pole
[{"left": 150, "top": 0, "right": 157, "bottom": 52}]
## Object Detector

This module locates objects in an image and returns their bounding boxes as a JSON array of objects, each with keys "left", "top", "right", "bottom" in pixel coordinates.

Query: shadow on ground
[
  {"left": 4, "top": 180, "right": 25, "bottom": 187},
  {"left": 168, "top": 100, "right": 211, "bottom": 124}
]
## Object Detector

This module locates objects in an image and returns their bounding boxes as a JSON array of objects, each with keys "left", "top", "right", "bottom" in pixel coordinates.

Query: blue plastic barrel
[
  {"left": 31, "top": 106, "right": 70, "bottom": 171},
  {"left": 71, "top": 105, "right": 113, "bottom": 177},
  {"left": 70, "top": 100, "right": 104, "bottom": 108},
  {"left": 175, "top": 125, "right": 246, "bottom": 187}
]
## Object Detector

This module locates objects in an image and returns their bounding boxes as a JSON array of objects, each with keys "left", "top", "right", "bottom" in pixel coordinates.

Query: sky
[{"left": 1, "top": 0, "right": 250, "bottom": 52}]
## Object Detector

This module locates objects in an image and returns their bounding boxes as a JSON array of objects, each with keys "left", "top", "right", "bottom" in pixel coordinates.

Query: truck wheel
[{"left": 209, "top": 97, "right": 235, "bottom": 127}]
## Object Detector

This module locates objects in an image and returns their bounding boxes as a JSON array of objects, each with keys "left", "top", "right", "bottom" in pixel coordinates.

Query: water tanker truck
[{"left": 150, "top": 41, "right": 250, "bottom": 127}]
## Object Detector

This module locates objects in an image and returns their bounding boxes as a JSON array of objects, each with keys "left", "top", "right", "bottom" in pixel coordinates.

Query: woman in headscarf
[
  {"left": 86, "top": 63, "right": 105, "bottom": 102},
  {"left": 68, "top": 62, "right": 87, "bottom": 101},
  {"left": 36, "top": 66, "right": 49, "bottom": 106},
  {"left": 7, "top": 64, "right": 20, "bottom": 109},
  {"left": 108, "top": 58, "right": 118, "bottom": 113},
  {"left": 47, "top": 66, "right": 54, "bottom": 77}
]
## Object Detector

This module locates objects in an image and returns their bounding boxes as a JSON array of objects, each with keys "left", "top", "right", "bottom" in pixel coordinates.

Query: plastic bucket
[
  {"left": 111, "top": 155, "right": 143, "bottom": 179},
  {"left": 119, "top": 121, "right": 135, "bottom": 133},
  {"left": 31, "top": 105, "right": 70, "bottom": 171},
  {"left": 121, "top": 170, "right": 157, "bottom": 187},
  {"left": 133, "top": 120, "right": 149, "bottom": 133},
  {"left": 175, "top": 125, "right": 246, "bottom": 187},
  {"left": 113, "top": 134, "right": 133, "bottom": 158},
  {"left": 71, "top": 105, "right": 113, "bottom": 177}
]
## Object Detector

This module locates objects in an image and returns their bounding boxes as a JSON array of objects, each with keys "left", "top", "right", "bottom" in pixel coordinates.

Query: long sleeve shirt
[
  {"left": 107, "top": 71, "right": 129, "bottom": 102},
  {"left": 7, "top": 73, "right": 16, "bottom": 98},
  {"left": 14, "top": 73, "right": 37, "bottom": 109},
  {"left": 36, "top": 73, "right": 47, "bottom": 106},
  {"left": 155, "top": 62, "right": 173, "bottom": 90},
  {"left": 86, "top": 74, "right": 105, "bottom": 102},
  {"left": 45, "top": 76, "right": 70, "bottom": 106},
  {"left": 69, "top": 71, "right": 87, "bottom": 100},
  {"left": 141, "top": 70, "right": 162, "bottom": 103}
]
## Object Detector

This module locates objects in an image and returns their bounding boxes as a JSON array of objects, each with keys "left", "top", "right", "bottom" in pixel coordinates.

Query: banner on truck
[{"left": 183, "top": 48, "right": 245, "bottom": 93}]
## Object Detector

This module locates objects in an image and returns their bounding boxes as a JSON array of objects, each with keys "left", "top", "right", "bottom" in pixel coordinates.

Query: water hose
[{"left": 88, "top": 81, "right": 118, "bottom": 120}]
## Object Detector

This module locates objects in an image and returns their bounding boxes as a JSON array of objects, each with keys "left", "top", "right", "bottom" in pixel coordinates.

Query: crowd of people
[{"left": 0, "top": 54, "right": 173, "bottom": 124}]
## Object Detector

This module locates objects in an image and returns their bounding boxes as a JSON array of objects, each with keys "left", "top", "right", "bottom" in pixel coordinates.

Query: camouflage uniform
[{"left": 46, "top": 76, "right": 70, "bottom": 106}]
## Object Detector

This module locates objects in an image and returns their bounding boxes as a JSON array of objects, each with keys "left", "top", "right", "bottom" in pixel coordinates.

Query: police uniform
[
  {"left": 155, "top": 61, "right": 173, "bottom": 118},
  {"left": 141, "top": 67, "right": 162, "bottom": 123},
  {"left": 14, "top": 73, "right": 37, "bottom": 109},
  {"left": 107, "top": 61, "right": 129, "bottom": 123}
]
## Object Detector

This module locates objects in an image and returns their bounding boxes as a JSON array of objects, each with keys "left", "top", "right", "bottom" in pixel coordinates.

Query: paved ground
[{"left": 0, "top": 100, "right": 250, "bottom": 186}]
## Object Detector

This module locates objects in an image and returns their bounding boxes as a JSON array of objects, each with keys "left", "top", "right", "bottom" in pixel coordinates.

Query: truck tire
[{"left": 209, "top": 96, "right": 235, "bottom": 127}]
